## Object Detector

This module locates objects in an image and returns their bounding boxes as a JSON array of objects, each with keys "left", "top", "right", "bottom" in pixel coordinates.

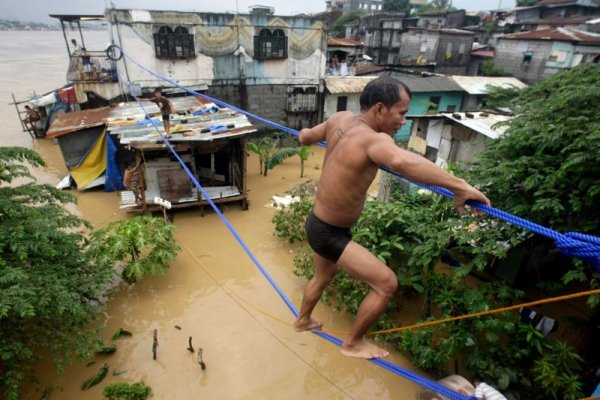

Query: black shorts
[
  {"left": 305, "top": 211, "right": 352, "bottom": 263},
  {"left": 161, "top": 113, "right": 170, "bottom": 121}
]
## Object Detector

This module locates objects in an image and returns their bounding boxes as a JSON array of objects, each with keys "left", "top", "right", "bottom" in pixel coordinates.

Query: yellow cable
[
  {"left": 367, "top": 288, "right": 600, "bottom": 336},
  {"left": 181, "top": 243, "right": 294, "bottom": 328},
  {"left": 183, "top": 238, "right": 600, "bottom": 337}
]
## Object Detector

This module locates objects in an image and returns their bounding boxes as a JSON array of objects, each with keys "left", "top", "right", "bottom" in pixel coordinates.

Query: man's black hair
[{"left": 359, "top": 76, "right": 412, "bottom": 112}]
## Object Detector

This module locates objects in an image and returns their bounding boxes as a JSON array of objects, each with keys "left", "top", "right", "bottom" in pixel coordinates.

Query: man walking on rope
[{"left": 293, "top": 76, "right": 491, "bottom": 359}]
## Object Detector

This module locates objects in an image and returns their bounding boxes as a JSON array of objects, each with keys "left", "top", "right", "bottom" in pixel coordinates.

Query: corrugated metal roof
[
  {"left": 324, "top": 76, "right": 464, "bottom": 94},
  {"left": 407, "top": 27, "right": 475, "bottom": 36},
  {"left": 46, "top": 107, "right": 110, "bottom": 139},
  {"left": 499, "top": 27, "right": 600, "bottom": 42},
  {"left": 107, "top": 97, "right": 256, "bottom": 145},
  {"left": 327, "top": 38, "right": 362, "bottom": 47},
  {"left": 450, "top": 76, "right": 528, "bottom": 95},
  {"left": 443, "top": 112, "right": 512, "bottom": 139},
  {"left": 520, "top": 15, "right": 598, "bottom": 25}
]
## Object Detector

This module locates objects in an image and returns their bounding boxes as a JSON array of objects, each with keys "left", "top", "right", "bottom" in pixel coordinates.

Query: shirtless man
[
  {"left": 147, "top": 89, "right": 174, "bottom": 138},
  {"left": 293, "top": 76, "right": 491, "bottom": 359}
]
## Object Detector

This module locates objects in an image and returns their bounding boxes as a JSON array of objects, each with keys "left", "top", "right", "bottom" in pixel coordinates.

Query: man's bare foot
[
  {"left": 341, "top": 339, "right": 389, "bottom": 359},
  {"left": 294, "top": 317, "right": 323, "bottom": 332}
]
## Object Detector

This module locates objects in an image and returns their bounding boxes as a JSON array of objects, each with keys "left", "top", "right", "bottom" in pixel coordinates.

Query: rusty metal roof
[
  {"left": 46, "top": 107, "right": 110, "bottom": 139},
  {"left": 520, "top": 15, "right": 598, "bottom": 25},
  {"left": 324, "top": 75, "right": 463, "bottom": 94},
  {"left": 499, "top": 27, "right": 600, "bottom": 42},
  {"left": 450, "top": 76, "right": 528, "bottom": 95},
  {"left": 327, "top": 38, "right": 362, "bottom": 47}
]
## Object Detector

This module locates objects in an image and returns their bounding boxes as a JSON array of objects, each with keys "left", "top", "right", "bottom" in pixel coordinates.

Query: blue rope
[
  {"left": 115, "top": 45, "right": 600, "bottom": 273},
  {"left": 114, "top": 46, "right": 598, "bottom": 398},
  {"left": 118, "top": 48, "right": 476, "bottom": 400}
]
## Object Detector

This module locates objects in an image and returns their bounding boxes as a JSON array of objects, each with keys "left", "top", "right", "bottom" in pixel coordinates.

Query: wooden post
[{"left": 152, "top": 329, "right": 158, "bottom": 360}]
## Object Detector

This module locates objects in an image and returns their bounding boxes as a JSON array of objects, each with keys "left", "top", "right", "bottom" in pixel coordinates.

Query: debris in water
[
  {"left": 112, "top": 328, "right": 133, "bottom": 340},
  {"left": 197, "top": 347, "right": 206, "bottom": 370},
  {"left": 81, "top": 363, "right": 109, "bottom": 390}
]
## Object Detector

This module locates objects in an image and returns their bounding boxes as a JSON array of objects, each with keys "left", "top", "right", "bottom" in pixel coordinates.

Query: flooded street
[{"left": 2, "top": 31, "right": 426, "bottom": 400}]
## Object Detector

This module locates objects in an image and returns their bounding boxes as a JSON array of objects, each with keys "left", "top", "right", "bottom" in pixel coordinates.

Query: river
[{"left": 1, "top": 30, "right": 425, "bottom": 400}]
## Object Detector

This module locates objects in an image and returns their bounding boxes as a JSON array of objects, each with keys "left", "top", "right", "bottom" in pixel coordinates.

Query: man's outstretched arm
[{"left": 367, "top": 135, "right": 491, "bottom": 215}]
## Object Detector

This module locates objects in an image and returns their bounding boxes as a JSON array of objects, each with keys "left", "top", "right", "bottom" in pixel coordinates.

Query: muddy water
[{"left": 3, "top": 32, "right": 427, "bottom": 400}]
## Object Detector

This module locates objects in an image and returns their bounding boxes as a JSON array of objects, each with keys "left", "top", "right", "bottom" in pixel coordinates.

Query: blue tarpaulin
[{"left": 104, "top": 133, "right": 124, "bottom": 192}]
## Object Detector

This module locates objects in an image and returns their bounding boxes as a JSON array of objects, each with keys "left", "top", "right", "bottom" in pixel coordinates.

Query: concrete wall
[
  {"left": 323, "top": 93, "right": 361, "bottom": 120},
  {"left": 493, "top": 39, "right": 552, "bottom": 84},
  {"left": 399, "top": 30, "right": 440, "bottom": 64},
  {"left": 107, "top": 9, "right": 326, "bottom": 89}
]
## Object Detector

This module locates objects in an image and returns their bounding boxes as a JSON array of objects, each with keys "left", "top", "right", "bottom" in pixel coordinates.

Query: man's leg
[
  {"left": 336, "top": 241, "right": 398, "bottom": 359},
  {"left": 163, "top": 118, "right": 171, "bottom": 137},
  {"left": 294, "top": 253, "right": 337, "bottom": 332}
]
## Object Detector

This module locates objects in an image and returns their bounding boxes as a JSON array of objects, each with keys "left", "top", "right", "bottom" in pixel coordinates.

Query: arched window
[
  {"left": 153, "top": 25, "right": 196, "bottom": 59},
  {"left": 254, "top": 28, "right": 288, "bottom": 60}
]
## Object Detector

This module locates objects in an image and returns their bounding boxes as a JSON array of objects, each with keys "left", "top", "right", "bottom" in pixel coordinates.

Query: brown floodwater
[{"left": 4, "top": 31, "right": 429, "bottom": 400}]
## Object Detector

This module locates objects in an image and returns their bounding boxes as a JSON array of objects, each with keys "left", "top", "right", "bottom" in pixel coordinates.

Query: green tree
[
  {"left": 480, "top": 59, "right": 504, "bottom": 77},
  {"left": 0, "top": 148, "right": 113, "bottom": 400},
  {"left": 331, "top": 10, "right": 367, "bottom": 38},
  {"left": 247, "top": 135, "right": 298, "bottom": 176},
  {"left": 383, "top": 0, "right": 410, "bottom": 13},
  {"left": 482, "top": 84, "right": 522, "bottom": 110},
  {"left": 0, "top": 148, "right": 181, "bottom": 399},
  {"left": 417, "top": 0, "right": 456, "bottom": 13},
  {"left": 89, "top": 216, "right": 180, "bottom": 284},
  {"left": 469, "top": 64, "right": 600, "bottom": 234},
  {"left": 517, "top": 0, "right": 538, "bottom": 6}
]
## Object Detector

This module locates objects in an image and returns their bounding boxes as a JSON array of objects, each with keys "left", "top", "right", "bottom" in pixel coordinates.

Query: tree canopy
[
  {"left": 0, "top": 147, "right": 179, "bottom": 399},
  {"left": 469, "top": 64, "right": 600, "bottom": 234},
  {"left": 382, "top": 0, "right": 410, "bottom": 13},
  {"left": 331, "top": 9, "right": 367, "bottom": 38}
]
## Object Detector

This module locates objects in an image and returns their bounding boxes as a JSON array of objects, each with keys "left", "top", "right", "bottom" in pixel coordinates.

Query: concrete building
[
  {"left": 493, "top": 27, "right": 600, "bottom": 83},
  {"left": 343, "top": 0, "right": 383, "bottom": 13},
  {"left": 359, "top": 12, "right": 406, "bottom": 65},
  {"left": 398, "top": 28, "right": 475, "bottom": 75},
  {"left": 322, "top": 75, "right": 465, "bottom": 142},
  {"left": 407, "top": 112, "right": 512, "bottom": 165},
  {"left": 417, "top": 10, "right": 468, "bottom": 29},
  {"left": 105, "top": 8, "right": 327, "bottom": 130}
]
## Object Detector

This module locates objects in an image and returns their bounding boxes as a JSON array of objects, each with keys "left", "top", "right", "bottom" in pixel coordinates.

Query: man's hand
[{"left": 453, "top": 180, "right": 491, "bottom": 216}]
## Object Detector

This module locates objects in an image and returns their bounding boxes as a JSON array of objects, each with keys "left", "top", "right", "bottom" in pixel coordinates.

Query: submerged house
[
  {"left": 46, "top": 96, "right": 256, "bottom": 212},
  {"left": 105, "top": 8, "right": 327, "bottom": 130},
  {"left": 108, "top": 96, "right": 256, "bottom": 211},
  {"left": 406, "top": 112, "right": 511, "bottom": 165}
]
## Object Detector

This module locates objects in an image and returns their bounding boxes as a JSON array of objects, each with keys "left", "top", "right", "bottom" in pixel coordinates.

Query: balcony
[{"left": 67, "top": 51, "right": 118, "bottom": 83}]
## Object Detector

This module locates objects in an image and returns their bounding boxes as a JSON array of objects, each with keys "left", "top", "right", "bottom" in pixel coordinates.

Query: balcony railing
[{"left": 67, "top": 51, "right": 118, "bottom": 83}]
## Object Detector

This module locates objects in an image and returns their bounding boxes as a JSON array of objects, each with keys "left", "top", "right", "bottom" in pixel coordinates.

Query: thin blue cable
[
  {"left": 116, "top": 43, "right": 600, "bottom": 273},
  {"left": 118, "top": 50, "right": 475, "bottom": 400},
  {"left": 114, "top": 46, "right": 600, "bottom": 399}
]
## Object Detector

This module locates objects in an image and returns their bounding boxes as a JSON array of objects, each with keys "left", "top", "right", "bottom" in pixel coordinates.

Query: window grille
[
  {"left": 287, "top": 87, "right": 317, "bottom": 112},
  {"left": 254, "top": 28, "right": 288, "bottom": 60},
  {"left": 337, "top": 96, "right": 348, "bottom": 112},
  {"left": 153, "top": 25, "right": 196, "bottom": 59}
]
